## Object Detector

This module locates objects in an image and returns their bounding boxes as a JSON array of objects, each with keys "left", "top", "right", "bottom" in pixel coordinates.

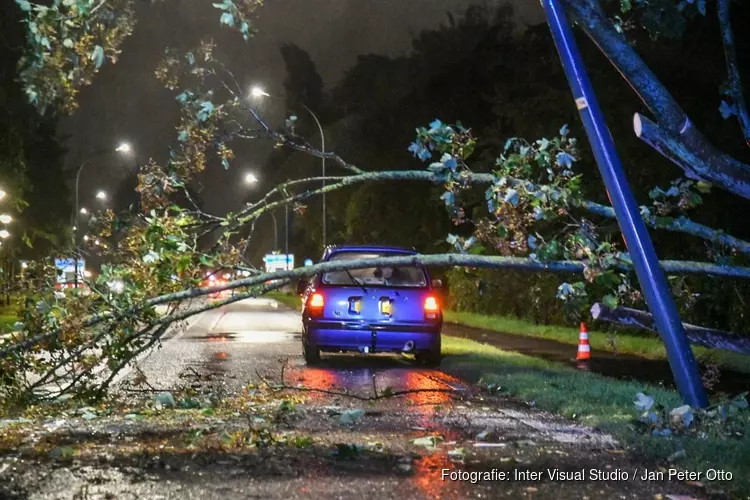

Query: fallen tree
[
  {"left": 591, "top": 302, "right": 750, "bottom": 355},
  {"left": 3, "top": 0, "right": 750, "bottom": 408}
]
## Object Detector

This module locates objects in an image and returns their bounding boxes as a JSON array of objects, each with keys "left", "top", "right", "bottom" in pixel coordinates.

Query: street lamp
[
  {"left": 0, "top": 230, "right": 9, "bottom": 239},
  {"left": 244, "top": 172, "right": 258, "bottom": 185},
  {"left": 250, "top": 86, "right": 270, "bottom": 98},
  {"left": 96, "top": 190, "right": 107, "bottom": 201},
  {"left": 249, "top": 86, "right": 325, "bottom": 251},
  {"left": 115, "top": 142, "right": 132, "bottom": 154},
  {"left": 79, "top": 207, "right": 88, "bottom": 215},
  {"left": 0, "top": 190, "right": 6, "bottom": 201},
  {"left": 0, "top": 215, "right": 11, "bottom": 224}
]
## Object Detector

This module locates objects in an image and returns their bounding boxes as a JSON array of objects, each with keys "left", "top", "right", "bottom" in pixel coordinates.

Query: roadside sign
[
  {"left": 263, "top": 253, "right": 294, "bottom": 272},
  {"left": 54, "top": 258, "right": 85, "bottom": 285}
]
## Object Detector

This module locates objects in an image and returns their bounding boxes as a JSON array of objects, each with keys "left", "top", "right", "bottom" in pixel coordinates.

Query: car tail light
[
  {"left": 424, "top": 296, "right": 439, "bottom": 319},
  {"left": 308, "top": 292, "right": 325, "bottom": 316}
]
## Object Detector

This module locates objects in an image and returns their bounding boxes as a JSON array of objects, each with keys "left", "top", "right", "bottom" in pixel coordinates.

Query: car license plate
[{"left": 380, "top": 299, "right": 392, "bottom": 315}]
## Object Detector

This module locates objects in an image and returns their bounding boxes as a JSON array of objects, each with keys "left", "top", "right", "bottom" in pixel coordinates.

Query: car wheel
[
  {"left": 303, "top": 341, "right": 321, "bottom": 365},
  {"left": 416, "top": 349, "right": 441, "bottom": 368}
]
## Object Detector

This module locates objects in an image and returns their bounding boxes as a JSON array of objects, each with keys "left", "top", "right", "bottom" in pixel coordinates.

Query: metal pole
[
  {"left": 72, "top": 160, "right": 88, "bottom": 291},
  {"left": 270, "top": 211, "right": 278, "bottom": 250},
  {"left": 285, "top": 204, "right": 289, "bottom": 268},
  {"left": 303, "top": 105, "right": 326, "bottom": 249},
  {"left": 541, "top": 0, "right": 707, "bottom": 407}
]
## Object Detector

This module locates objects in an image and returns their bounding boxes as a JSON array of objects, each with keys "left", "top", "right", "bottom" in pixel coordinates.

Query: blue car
[{"left": 297, "top": 245, "right": 443, "bottom": 366}]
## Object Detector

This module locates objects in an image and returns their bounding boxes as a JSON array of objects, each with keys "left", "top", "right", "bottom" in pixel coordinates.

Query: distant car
[
  {"left": 297, "top": 245, "right": 443, "bottom": 366},
  {"left": 202, "top": 268, "right": 235, "bottom": 298}
]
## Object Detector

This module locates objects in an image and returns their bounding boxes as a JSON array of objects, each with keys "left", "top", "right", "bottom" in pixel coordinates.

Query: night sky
[{"left": 61, "top": 0, "right": 542, "bottom": 220}]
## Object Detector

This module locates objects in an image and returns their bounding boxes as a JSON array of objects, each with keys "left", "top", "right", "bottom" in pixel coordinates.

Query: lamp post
[
  {"left": 301, "top": 104, "right": 326, "bottom": 249},
  {"left": 249, "top": 86, "right": 325, "bottom": 250},
  {"left": 244, "top": 170, "right": 278, "bottom": 251},
  {"left": 72, "top": 141, "right": 134, "bottom": 289}
]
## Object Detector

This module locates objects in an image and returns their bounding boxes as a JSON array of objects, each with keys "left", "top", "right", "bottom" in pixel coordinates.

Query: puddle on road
[
  {"left": 196, "top": 331, "right": 300, "bottom": 343},
  {"left": 205, "top": 333, "right": 236, "bottom": 341}
]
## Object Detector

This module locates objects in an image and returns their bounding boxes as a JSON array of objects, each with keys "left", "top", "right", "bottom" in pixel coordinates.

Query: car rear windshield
[{"left": 322, "top": 252, "right": 427, "bottom": 288}]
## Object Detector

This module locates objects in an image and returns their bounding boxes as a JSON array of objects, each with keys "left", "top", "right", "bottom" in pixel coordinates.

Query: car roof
[{"left": 323, "top": 244, "right": 417, "bottom": 259}]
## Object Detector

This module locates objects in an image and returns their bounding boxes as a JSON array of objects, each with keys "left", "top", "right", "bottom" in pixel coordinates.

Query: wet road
[
  {"left": 134, "top": 297, "right": 464, "bottom": 401},
  {"left": 6, "top": 298, "right": 712, "bottom": 500}
]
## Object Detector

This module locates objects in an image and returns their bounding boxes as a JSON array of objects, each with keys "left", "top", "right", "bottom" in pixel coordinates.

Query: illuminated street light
[
  {"left": 0, "top": 214, "right": 11, "bottom": 224},
  {"left": 94, "top": 239, "right": 100, "bottom": 245},
  {"left": 0, "top": 190, "right": 6, "bottom": 201},
  {"left": 21, "top": 261, "right": 28, "bottom": 269},
  {"left": 250, "top": 86, "right": 270, "bottom": 99},
  {"left": 83, "top": 235, "right": 89, "bottom": 241},
  {"left": 96, "top": 190, "right": 107, "bottom": 201},
  {"left": 80, "top": 207, "right": 88, "bottom": 215},
  {"left": 0, "top": 230, "right": 9, "bottom": 239},
  {"left": 244, "top": 172, "right": 258, "bottom": 185},
  {"left": 115, "top": 142, "right": 132, "bottom": 154}
]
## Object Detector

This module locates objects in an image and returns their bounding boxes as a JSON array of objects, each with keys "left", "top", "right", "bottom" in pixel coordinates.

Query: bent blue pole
[{"left": 541, "top": 0, "right": 708, "bottom": 407}]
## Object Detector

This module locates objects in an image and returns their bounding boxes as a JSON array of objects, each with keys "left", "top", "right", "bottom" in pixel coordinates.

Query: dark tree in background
[
  {"left": 0, "top": 1, "right": 70, "bottom": 261},
  {"left": 268, "top": 2, "right": 750, "bottom": 333}
]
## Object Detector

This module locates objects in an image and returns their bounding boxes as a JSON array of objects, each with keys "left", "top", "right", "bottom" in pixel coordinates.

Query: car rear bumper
[{"left": 305, "top": 320, "right": 441, "bottom": 353}]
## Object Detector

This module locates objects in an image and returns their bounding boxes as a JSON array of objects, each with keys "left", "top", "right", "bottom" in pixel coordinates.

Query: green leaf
[
  {"left": 410, "top": 435, "right": 443, "bottom": 449},
  {"left": 220, "top": 12, "right": 234, "bottom": 26},
  {"left": 654, "top": 216, "right": 674, "bottom": 228},
  {"left": 50, "top": 446, "right": 75, "bottom": 459},
  {"left": 602, "top": 294, "right": 619, "bottom": 309},
  {"left": 90, "top": 45, "right": 105, "bottom": 69},
  {"left": 696, "top": 181, "right": 712, "bottom": 194},
  {"left": 339, "top": 409, "right": 365, "bottom": 425}
]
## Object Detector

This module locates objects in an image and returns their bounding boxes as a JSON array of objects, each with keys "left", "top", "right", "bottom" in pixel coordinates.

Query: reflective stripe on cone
[{"left": 576, "top": 321, "right": 591, "bottom": 360}]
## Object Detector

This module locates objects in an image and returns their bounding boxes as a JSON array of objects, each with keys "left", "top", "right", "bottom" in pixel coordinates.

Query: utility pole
[{"left": 285, "top": 204, "right": 290, "bottom": 270}]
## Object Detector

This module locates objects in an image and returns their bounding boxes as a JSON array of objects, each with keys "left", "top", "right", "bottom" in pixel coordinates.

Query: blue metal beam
[{"left": 541, "top": 0, "right": 708, "bottom": 407}]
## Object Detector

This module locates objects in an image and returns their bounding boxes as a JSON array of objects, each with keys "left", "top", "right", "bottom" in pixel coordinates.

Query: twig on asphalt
[{"left": 267, "top": 381, "right": 457, "bottom": 402}]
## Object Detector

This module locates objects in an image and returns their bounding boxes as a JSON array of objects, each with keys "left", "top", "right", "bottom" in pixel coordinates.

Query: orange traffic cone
[{"left": 576, "top": 322, "right": 591, "bottom": 361}]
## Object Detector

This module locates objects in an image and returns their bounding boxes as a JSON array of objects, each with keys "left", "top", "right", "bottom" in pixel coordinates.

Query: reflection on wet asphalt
[
  {"left": 14, "top": 297, "right": 708, "bottom": 499},
  {"left": 135, "top": 297, "right": 467, "bottom": 399}
]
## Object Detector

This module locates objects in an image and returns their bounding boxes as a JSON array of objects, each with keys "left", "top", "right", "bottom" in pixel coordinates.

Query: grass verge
[
  {"left": 445, "top": 310, "right": 750, "bottom": 375},
  {"left": 441, "top": 335, "right": 750, "bottom": 496},
  {"left": 0, "top": 303, "right": 18, "bottom": 333},
  {"left": 266, "top": 291, "right": 302, "bottom": 311}
]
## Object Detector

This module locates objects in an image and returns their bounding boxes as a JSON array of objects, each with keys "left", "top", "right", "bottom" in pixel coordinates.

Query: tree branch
[
  {"left": 579, "top": 199, "right": 750, "bottom": 255},
  {"left": 231, "top": 166, "right": 750, "bottom": 256},
  {"left": 633, "top": 113, "right": 750, "bottom": 197},
  {"left": 591, "top": 302, "right": 750, "bottom": 355},
  {"left": 563, "top": 0, "right": 750, "bottom": 200},
  {"left": 718, "top": 0, "right": 750, "bottom": 146},
  {"left": 5, "top": 254, "right": 750, "bottom": 358}
]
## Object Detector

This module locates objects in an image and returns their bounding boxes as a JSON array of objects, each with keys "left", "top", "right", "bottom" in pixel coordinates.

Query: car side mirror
[
  {"left": 431, "top": 279, "right": 443, "bottom": 289},
  {"left": 296, "top": 279, "right": 308, "bottom": 296}
]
